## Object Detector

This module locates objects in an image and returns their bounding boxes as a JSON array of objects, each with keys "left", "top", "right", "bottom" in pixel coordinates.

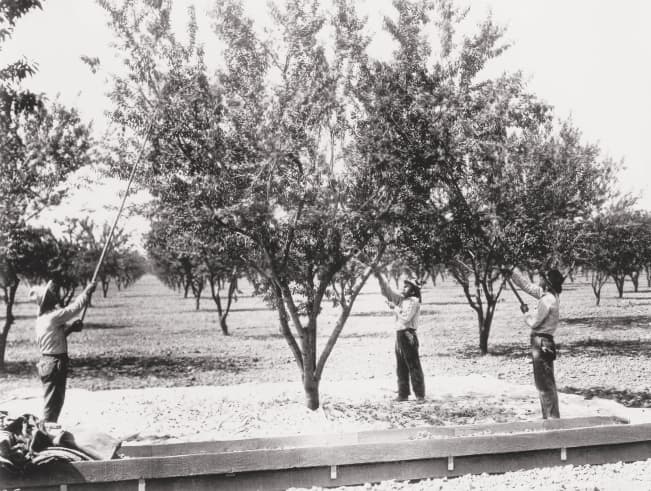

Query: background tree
[
  {"left": 63, "top": 217, "right": 130, "bottom": 298},
  {"left": 0, "top": 2, "right": 94, "bottom": 370},
  {"left": 582, "top": 205, "right": 651, "bottom": 302}
]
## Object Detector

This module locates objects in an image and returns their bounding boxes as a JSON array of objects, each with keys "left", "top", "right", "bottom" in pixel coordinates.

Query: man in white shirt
[
  {"left": 33, "top": 279, "right": 96, "bottom": 422},
  {"left": 376, "top": 274, "right": 425, "bottom": 401},
  {"left": 509, "top": 267, "right": 564, "bottom": 419}
]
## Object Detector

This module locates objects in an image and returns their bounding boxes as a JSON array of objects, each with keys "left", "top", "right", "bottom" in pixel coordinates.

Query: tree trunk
[
  {"left": 303, "top": 316, "right": 320, "bottom": 410},
  {"left": 591, "top": 271, "right": 608, "bottom": 306},
  {"left": 479, "top": 323, "right": 489, "bottom": 355},
  {"left": 646, "top": 265, "right": 651, "bottom": 288},
  {"left": 183, "top": 279, "right": 191, "bottom": 298},
  {"left": 631, "top": 272, "right": 640, "bottom": 292},
  {"left": 219, "top": 315, "right": 229, "bottom": 335},
  {"left": 476, "top": 309, "right": 488, "bottom": 355},
  {"left": 0, "top": 326, "right": 9, "bottom": 373},
  {"left": 478, "top": 302, "right": 496, "bottom": 355},
  {"left": 209, "top": 275, "right": 233, "bottom": 335},
  {"left": 0, "top": 282, "right": 18, "bottom": 372},
  {"left": 101, "top": 278, "right": 110, "bottom": 298},
  {"left": 303, "top": 368, "right": 320, "bottom": 410},
  {"left": 612, "top": 275, "right": 625, "bottom": 298}
]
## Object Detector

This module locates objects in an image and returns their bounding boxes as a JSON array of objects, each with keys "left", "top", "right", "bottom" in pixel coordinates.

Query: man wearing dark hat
[
  {"left": 509, "top": 267, "right": 564, "bottom": 419},
  {"left": 33, "top": 280, "right": 96, "bottom": 422},
  {"left": 375, "top": 274, "right": 425, "bottom": 401}
]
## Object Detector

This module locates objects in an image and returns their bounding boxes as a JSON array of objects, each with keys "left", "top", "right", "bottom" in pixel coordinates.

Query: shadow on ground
[
  {"left": 69, "top": 354, "right": 256, "bottom": 379},
  {"left": 452, "top": 343, "right": 530, "bottom": 360},
  {"left": 81, "top": 322, "right": 130, "bottom": 330},
  {"left": 561, "top": 338, "right": 651, "bottom": 359},
  {"left": 237, "top": 333, "right": 285, "bottom": 341},
  {"left": 562, "top": 386, "right": 651, "bottom": 408},
  {"left": 563, "top": 315, "right": 651, "bottom": 330},
  {"left": 421, "top": 300, "right": 469, "bottom": 306},
  {"left": 0, "top": 361, "right": 35, "bottom": 378},
  {"left": 350, "top": 311, "right": 394, "bottom": 317},
  {"left": 455, "top": 337, "right": 651, "bottom": 361},
  {"left": 1, "top": 355, "right": 258, "bottom": 380}
]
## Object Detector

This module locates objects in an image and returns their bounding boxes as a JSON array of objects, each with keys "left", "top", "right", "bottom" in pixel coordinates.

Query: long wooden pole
[
  {"left": 506, "top": 277, "right": 526, "bottom": 307},
  {"left": 80, "top": 120, "right": 154, "bottom": 321}
]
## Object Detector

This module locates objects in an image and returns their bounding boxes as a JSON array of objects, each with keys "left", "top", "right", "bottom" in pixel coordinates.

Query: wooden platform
[{"left": 3, "top": 416, "right": 650, "bottom": 491}]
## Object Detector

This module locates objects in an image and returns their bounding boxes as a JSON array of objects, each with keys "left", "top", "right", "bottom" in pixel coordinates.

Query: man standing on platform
[
  {"left": 507, "top": 267, "right": 564, "bottom": 419},
  {"left": 33, "top": 280, "right": 96, "bottom": 422},
  {"left": 375, "top": 274, "right": 425, "bottom": 402}
]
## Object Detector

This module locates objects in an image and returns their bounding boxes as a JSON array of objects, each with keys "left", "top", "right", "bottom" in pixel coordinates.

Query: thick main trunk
[
  {"left": 593, "top": 285, "right": 602, "bottom": 306},
  {"left": 209, "top": 276, "right": 234, "bottom": 336},
  {"left": 303, "top": 370, "right": 320, "bottom": 410},
  {"left": 0, "top": 282, "right": 18, "bottom": 372},
  {"left": 477, "top": 309, "right": 494, "bottom": 355},
  {"left": 613, "top": 275, "right": 625, "bottom": 298},
  {"left": 303, "top": 316, "right": 320, "bottom": 410},
  {"left": 0, "top": 327, "right": 8, "bottom": 373},
  {"left": 479, "top": 326, "right": 489, "bottom": 355},
  {"left": 183, "top": 280, "right": 191, "bottom": 298},
  {"left": 219, "top": 315, "right": 229, "bottom": 335},
  {"left": 591, "top": 272, "right": 607, "bottom": 306},
  {"left": 631, "top": 272, "right": 640, "bottom": 293},
  {"left": 478, "top": 299, "right": 497, "bottom": 355}
]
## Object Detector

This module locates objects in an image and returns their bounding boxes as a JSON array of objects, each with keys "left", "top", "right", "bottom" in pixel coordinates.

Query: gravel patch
[{"left": 4, "top": 375, "right": 651, "bottom": 490}]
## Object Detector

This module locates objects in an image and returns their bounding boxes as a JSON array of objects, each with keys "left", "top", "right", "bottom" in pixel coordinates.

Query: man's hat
[
  {"left": 543, "top": 269, "right": 564, "bottom": 294},
  {"left": 403, "top": 278, "right": 421, "bottom": 289},
  {"left": 31, "top": 280, "right": 58, "bottom": 315}
]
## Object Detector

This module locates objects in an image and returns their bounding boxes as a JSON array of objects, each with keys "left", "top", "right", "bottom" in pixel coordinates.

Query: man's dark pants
[
  {"left": 395, "top": 328, "right": 425, "bottom": 399},
  {"left": 37, "top": 353, "right": 69, "bottom": 422},
  {"left": 531, "top": 333, "right": 560, "bottom": 419}
]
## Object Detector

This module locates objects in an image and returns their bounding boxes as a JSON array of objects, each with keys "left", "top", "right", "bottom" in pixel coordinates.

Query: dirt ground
[
  {"left": 2, "top": 273, "right": 651, "bottom": 409},
  {"left": 2, "top": 274, "right": 651, "bottom": 489}
]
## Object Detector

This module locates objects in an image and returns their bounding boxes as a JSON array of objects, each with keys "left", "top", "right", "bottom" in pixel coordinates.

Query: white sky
[{"left": 2, "top": 0, "right": 650, "bottom": 243}]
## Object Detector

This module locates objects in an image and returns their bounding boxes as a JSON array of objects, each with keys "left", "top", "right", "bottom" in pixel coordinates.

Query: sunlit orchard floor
[
  {"left": 3, "top": 274, "right": 651, "bottom": 489},
  {"left": 3, "top": 273, "right": 651, "bottom": 403}
]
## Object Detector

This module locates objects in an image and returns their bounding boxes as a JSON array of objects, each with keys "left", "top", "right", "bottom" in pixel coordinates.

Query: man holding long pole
[
  {"left": 33, "top": 280, "right": 96, "bottom": 422},
  {"left": 32, "top": 118, "right": 154, "bottom": 422},
  {"left": 504, "top": 266, "right": 564, "bottom": 419}
]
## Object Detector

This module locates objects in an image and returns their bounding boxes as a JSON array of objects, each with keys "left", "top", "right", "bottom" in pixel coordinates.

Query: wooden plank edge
[
  {"left": 3, "top": 422, "right": 649, "bottom": 487},
  {"left": 122, "top": 415, "right": 627, "bottom": 457},
  {"left": 6, "top": 441, "right": 651, "bottom": 491}
]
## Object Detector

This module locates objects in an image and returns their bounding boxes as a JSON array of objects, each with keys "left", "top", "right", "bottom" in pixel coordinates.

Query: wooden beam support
[
  {"left": 2, "top": 419, "right": 648, "bottom": 491},
  {"left": 122, "top": 415, "right": 625, "bottom": 458}
]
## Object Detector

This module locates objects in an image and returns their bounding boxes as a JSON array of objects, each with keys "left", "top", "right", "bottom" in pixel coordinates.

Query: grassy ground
[{"left": 2, "top": 273, "right": 651, "bottom": 410}]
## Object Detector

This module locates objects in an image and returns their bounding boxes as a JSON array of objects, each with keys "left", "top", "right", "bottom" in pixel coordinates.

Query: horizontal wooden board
[
  {"left": 3, "top": 421, "right": 650, "bottom": 488},
  {"left": 10, "top": 441, "right": 651, "bottom": 491},
  {"left": 122, "top": 416, "right": 625, "bottom": 458}
]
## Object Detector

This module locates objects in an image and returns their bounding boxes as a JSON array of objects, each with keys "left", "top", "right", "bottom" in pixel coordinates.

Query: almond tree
[
  {"left": 582, "top": 206, "right": 651, "bottom": 302},
  {"left": 103, "top": 0, "right": 415, "bottom": 409},
  {"left": 355, "top": 0, "right": 616, "bottom": 354},
  {"left": 0, "top": 1, "right": 94, "bottom": 369}
]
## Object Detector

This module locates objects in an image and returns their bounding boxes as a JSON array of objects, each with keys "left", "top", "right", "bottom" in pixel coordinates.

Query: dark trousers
[
  {"left": 37, "top": 354, "right": 69, "bottom": 423},
  {"left": 531, "top": 334, "right": 559, "bottom": 419},
  {"left": 396, "top": 329, "right": 425, "bottom": 399}
]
